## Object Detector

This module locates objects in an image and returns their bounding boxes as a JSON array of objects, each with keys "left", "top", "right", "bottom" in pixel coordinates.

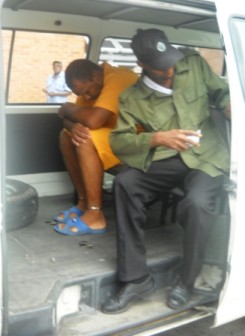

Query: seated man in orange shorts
[{"left": 53, "top": 59, "right": 138, "bottom": 235}]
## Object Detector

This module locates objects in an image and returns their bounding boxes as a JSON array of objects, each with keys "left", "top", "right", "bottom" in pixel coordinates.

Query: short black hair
[
  {"left": 65, "top": 59, "right": 102, "bottom": 89},
  {"left": 52, "top": 60, "right": 62, "bottom": 66}
]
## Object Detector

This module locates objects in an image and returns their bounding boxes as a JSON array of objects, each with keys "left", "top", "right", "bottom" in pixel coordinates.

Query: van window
[
  {"left": 2, "top": 29, "right": 12, "bottom": 90},
  {"left": 230, "top": 17, "right": 245, "bottom": 96},
  {"left": 2, "top": 30, "right": 89, "bottom": 104},
  {"left": 98, "top": 37, "right": 224, "bottom": 76},
  {"left": 99, "top": 37, "right": 140, "bottom": 73},
  {"left": 198, "top": 47, "right": 225, "bottom": 76}
]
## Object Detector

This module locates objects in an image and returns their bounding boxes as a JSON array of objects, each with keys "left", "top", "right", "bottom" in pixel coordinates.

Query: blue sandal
[
  {"left": 53, "top": 206, "right": 84, "bottom": 223},
  {"left": 53, "top": 217, "right": 107, "bottom": 235}
]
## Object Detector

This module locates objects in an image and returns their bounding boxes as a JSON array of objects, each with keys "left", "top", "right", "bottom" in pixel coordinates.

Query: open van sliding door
[{"left": 214, "top": 0, "right": 245, "bottom": 327}]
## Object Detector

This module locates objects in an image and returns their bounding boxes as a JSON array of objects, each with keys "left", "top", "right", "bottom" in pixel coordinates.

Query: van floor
[{"left": 6, "top": 193, "right": 221, "bottom": 336}]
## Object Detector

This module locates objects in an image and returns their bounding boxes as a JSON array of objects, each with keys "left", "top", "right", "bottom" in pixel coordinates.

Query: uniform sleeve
[
  {"left": 200, "top": 56, "right": 230, "bottom": 110},
  {"left": 109, "top": 93, "right": 154, "bottom": 171}
]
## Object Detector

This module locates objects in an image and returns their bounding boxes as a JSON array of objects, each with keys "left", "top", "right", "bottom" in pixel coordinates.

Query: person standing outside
[
  {"left": 43, "top": 61, "right": 71, "bottom": 103},
  {"left": 102, "top": 28, "right": 231, "bottom": 313}
]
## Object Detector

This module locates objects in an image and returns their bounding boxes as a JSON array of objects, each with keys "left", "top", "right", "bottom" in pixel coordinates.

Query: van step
[
  {"left": 57, "top": 288, "right": 217, "bottom": 336},
  {"left": 7, "top": 257, "right": 180, "bottom": 336}
]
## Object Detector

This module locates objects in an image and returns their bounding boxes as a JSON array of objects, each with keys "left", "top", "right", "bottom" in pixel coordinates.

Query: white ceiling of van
[{"left": 2, "top": 0, "right": 219, "bottom": 33}]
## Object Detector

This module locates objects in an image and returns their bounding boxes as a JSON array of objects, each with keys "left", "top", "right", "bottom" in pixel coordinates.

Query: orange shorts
[
  {"left": 64, "top": 128, "right": 120, "bottom": 171},
  {"left": 90, "top": 127, "right": 121, "bottom": 170}
]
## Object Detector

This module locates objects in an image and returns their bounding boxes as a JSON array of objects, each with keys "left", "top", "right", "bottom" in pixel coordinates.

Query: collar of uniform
[
  {"left": 135, "top": 53, "right": 190, "bottom": 98},
  {"left": 136, "top": 78, "right": 173, "bottom": 98},
  {"left": 143, "top": 76, "right": 173, "bottom": 94}
]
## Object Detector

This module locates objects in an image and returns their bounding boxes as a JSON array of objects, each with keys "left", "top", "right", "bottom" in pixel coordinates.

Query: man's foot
[
  {"left": 53, "top": 198, "right": 87, "bottom": 223},
  {"left": 53, "top": 206, "right": 84, "bottom": 223},
  {"left": 167, "top": 278, "right": 192, "bottom": 309},
  {"left": 102, "top": 275, "right": 155, "bottom": 314},
  {"left": 53, "top": 216, "right": 107, "bottom": 235},
  {"left": 81, "top": 208, "right": 107, "bottom": 231},
  {"left": 55, "top": 208, "right": 107, "bottom": 233}
]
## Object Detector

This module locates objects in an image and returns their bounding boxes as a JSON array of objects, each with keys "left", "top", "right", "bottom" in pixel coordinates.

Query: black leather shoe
[
  {"left": 102, "top": 275, "right": 155, "bottom": 314},
  {"left": 167, "top": 278, "right": 192, "bottom": 309}
]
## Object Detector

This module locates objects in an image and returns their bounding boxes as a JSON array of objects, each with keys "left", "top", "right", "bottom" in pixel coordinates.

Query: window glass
[
  {"left": 198, "top": 47, "right": 224, "bottom": 76},
  {"left": 3, "top": 30, "right": 89, "bottom": 104},
  {"left": 99, "top": 37, "right": 224, "bottom": 77},
  {"left": 99, "top": 37, "right": 140, "bottom": 74},
  {"left": 174, "top": 45, "right": 224, "bottom": 76},
  {"left": 1, "top": 29, "right": 13, "bottom": 90},
  {"left": 230, "top": 17, "right": 245, "bottom": 97}
]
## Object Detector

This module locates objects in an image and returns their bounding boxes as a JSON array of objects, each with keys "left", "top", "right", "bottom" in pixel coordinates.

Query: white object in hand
[{"left": 186, "top": 129, "right": 201, "bottom": 145}]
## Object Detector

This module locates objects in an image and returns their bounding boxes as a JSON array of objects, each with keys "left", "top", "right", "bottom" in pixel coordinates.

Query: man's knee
[
  {"left": 178, "top": 191, "right": 216, "bottom": 217},
  {"left": 76, "top": 138, "right": 96, "bottom": 155}
]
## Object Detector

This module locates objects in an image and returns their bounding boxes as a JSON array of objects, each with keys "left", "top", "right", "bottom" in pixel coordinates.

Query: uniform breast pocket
[
  {"left": 146, "top": 100, "right": 176, "bottom": 131},
  {"left": 183, "top": 84, "right": 209, "bottom": 125}
]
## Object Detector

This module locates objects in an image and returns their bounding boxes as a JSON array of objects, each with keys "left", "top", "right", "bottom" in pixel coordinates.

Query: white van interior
[{"left": 0, "top": 1, "right": 237, "bottom": 335}]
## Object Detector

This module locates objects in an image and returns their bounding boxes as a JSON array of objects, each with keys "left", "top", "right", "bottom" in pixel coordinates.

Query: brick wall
[
  {"left": 199, "top": 48, "right": 224, "bottom": 75},
  {"left": 2, "top": 31, "right": 87, "bottom": 103}
]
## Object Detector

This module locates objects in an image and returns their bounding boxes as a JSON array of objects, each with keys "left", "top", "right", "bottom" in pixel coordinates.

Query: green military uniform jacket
[{"left": 110, "top": 49, "right": 230, "bottom": 177}]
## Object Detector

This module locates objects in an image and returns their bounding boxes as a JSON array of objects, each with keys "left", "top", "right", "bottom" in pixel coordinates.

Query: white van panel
[
  {"left": 214, "top": 0, "right": 245, "bottom": 326},
  {"left": 0, "top": 0, "right": 5, "bottom": 334},
  {"left": 2, "top": 8, "right": 223, "bottom": 54}
]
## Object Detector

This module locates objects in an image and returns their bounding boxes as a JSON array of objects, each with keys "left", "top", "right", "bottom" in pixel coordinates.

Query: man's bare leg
[
  {"left": 59, "top": 130, "right": 87, "bottom": 213},
  {"left": 72, "top": 138, "right": 107, "bottom": 231}
]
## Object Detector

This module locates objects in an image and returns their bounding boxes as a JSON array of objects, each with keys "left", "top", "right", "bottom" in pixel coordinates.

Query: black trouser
[{"left": 113, "top": 156, "right": 224, "bottom": 287}]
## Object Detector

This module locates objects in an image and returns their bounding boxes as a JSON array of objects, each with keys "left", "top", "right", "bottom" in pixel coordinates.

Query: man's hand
[
  {"left": 58, "top": 102, "right": 79, "bottom": 120},
  {"left": 71, "top": 123, "right": 91, "bottom": 146},
  {"left": 151, "top": 129, "right": 202, "bottom": 151},
  {"left": 43, "top": 89, "right": 55, "bottom": 96},
  {"left": 48, "top": 92, "right": 57, "bottom": 97}
]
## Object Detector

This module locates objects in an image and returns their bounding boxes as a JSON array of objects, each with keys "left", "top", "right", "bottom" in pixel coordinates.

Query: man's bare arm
[
  {"left": 48, "top": 91, "right": 72, "bottom": 97},
  {"left": 58, "top": 102, "right": 113, "bottom": 129}
]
